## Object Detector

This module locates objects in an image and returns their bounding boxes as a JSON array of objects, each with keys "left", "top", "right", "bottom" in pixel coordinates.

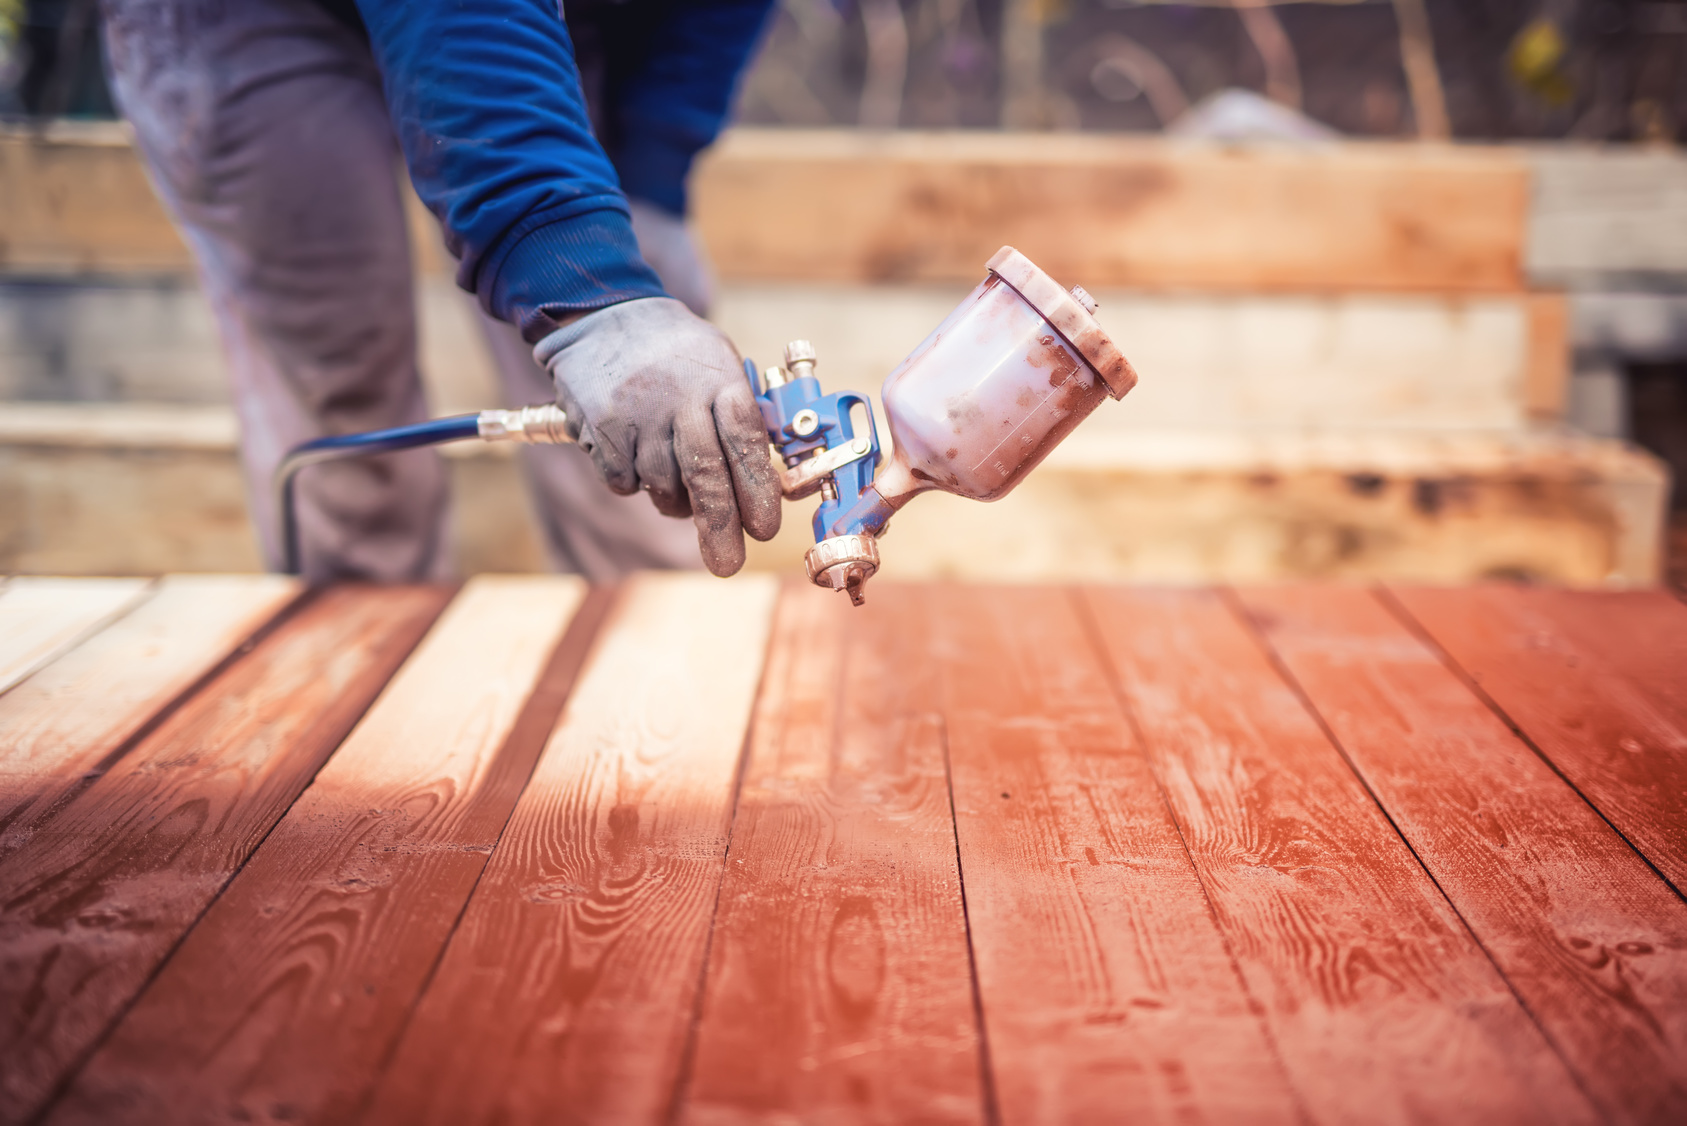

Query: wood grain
[
  {"left": 681, "top": 583, "right": 984, "bottom": 1125},
  {"left": 695, "top": 130, "right": 1530, "bottom": 292},
  {"left": 365, "top": 573, "right": 777, "bottom": 1126},
  {"left": 0, "top": 584, "right": 449, "bottom": 1124},
  {"left": 1239, "top": 585, "right": 1687, "bottom": 1125},
  {"left": 0, "top": 575, "right": 300, "bottom": 851},
  {"left": 0, "top": 578, "right": 151, "bottom": 697},
  {"left": 45, "top": 576, "right": 589, "bottom": 1126},
  {"left": 1080, "top": 586, "right": 1600, "bottom": 1126},
  {"left": 1391, "top": 586, "right": 1687, "bottom": 894},
  {"left": 931, "top": 584, "right": 1300, "bottom": 1125}
]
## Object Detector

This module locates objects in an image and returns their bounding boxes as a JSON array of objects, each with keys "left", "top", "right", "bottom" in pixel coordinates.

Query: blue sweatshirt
[{"left": 348, "top": 0, "right": 773, "bottom": 342}]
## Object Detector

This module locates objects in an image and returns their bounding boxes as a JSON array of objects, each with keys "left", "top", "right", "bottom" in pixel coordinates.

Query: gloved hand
[{"left": 533, "top": 296, "right": 781, "bottom": 576}]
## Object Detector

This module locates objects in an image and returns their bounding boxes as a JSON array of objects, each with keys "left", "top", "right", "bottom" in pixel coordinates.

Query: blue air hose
[{"left": 275, "top": 405, "right": 571, "bottom": 576}]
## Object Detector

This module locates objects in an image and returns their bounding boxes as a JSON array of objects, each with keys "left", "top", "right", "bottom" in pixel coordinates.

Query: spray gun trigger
[{"left": 779, "top": 437, "right": 875, "bottom": 500}]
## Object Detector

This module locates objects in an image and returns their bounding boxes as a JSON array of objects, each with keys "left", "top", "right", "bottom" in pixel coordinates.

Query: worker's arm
[
  {"left": 352, "top": 0, "right": 662, "bottom": 343},
  {"left": 350, "top": 0, "right": 781, "bottom": 572}
]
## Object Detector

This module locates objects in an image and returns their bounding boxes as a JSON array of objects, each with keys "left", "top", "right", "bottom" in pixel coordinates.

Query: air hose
[{"left": 274, "top": 404, "right": 572, "bottom": 575}]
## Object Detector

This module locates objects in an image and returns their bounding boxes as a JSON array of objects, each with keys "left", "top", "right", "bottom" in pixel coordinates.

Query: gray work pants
[{"left": 100, "top": 0, "right": 702, "bottom": 581}]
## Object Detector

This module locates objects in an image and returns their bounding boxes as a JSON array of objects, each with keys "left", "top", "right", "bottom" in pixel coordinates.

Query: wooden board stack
[{"left": 0, "top": 574, "right": 1684, "bottom": 1125}]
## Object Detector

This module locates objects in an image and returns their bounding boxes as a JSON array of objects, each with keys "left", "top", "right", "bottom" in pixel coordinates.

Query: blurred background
[{"left": 2, "top": 0, "right": 1685, "bottom": 588}]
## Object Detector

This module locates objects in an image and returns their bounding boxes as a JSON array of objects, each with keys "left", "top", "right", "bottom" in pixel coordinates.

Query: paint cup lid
[{"left": 986, "top": 246, "right": 1139, "bottom": 401}]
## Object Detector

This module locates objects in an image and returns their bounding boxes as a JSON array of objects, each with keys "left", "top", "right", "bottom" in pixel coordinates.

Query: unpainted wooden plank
[
  {"left": 45, "top": 575, "right": 589, "bottom": 1126},
  {"left": 682, "top": 583, "right": 983, "bottom": 1125},
  {"left": 0, "top": 578, "right": 152, "bottom": 696},
  {"left": 1524, "top": 292, "right": 1571, "bottom": 422},
  {"left": 1390, "top": 586, "right": 1687, "bottom": 893},
  {"left": 0, "top": 584, "right": 450, "bottom": 1124},
  {"left": 933, "top": 585, "right": 1301, "bottom": 1125},
  {"left": 695, "top": 130, "right": 1529, "bottom": 292},
  {"left": 1081, "top": 587, "right": 1600, "bottom": 1126},
  {"left": 0, "top": 574, "right": 301, "bottom": 850},
  {"left": 1239, "top": 585, "right": 1687, "bottom": 1125},
  {"left": 365, "top": 573, "right": 777, "bottom": 1126}
]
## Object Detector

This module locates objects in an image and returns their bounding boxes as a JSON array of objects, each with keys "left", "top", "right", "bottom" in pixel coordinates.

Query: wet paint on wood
[
  {"left": 1390, "top": 585, "right": 1687, "bottom": 894},
  {"left": 45, "top": 576, "right": 589, "bottom": 1126},
  {"left": 1081, "top": 586, "right": 1600, "bottom": 1126},
  {"left": 0, "top": 575, "right": 300, "bottom": 852},
  {"left": 0, "top": 584, "right": 449, "bottom": 1123},
  {"left": 935, "top": 585, "right": 1301, "bottom": 1126},
  {"left": 364, "top": 574, "right": 776, "bottom": 1126},
  {"left": 1239, "top": 584, "right": 1687, "bottom": 1126},
  {"left": 0, "top": 578, "right": 152, "bottom": 697},
  {"left": 682, "top": 583, "right": 984, "bottom": 1125}
]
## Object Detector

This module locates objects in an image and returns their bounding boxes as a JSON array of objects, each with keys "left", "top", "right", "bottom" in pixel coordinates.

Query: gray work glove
[
  {"left": 533, "top": 296, "right": 782, "bottom": 576},
  {"left": 628, "top": 199, "right": 715, "bottom": 318}
]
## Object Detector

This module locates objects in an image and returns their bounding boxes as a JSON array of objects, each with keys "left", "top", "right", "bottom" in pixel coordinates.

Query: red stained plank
[
  {"left": 1081, "top": 587, "right": 1599, "bottom": 1126},
  {"left": 44, "top": 576, "right": 591, "bottom": 1125},
  {"left": 933, "top": 585, "right": 1301, "bottom": 1125},
  {"left": 363, "top": 574, "right": 777, "bottom": 1126},
  {"left": 1390, "top": 585, "right": 1687, "bottom": 893},
  {"left": 1239, "top": 585, "right": 1687, "bottom": 1125},
  {"left": 0, "top": 584, "right": 449, "bottom": 1123},
  {"left": 681, "top": 584, "right": 984, "bottom": 1125},
  {"left": 0, "top": 575, "right": 301, "bottom": 852}
]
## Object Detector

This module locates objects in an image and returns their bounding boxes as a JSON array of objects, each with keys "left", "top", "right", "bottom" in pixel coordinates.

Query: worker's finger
[
  {"left": 634, "top": 422, "right": 692, "bottom": 519},
  {"left": 674, "top": 407, "right": 747, "bottom": 577},
  {"left": 714, "top": 382, "right": 783, "bottom": 543}
]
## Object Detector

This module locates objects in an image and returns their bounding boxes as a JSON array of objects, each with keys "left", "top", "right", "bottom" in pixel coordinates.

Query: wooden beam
[
  {"left": 0, "top": 577, "right": 151, "bottom": 696},
  {"left": 934, "top": 584, "right": 1300, "bottom": 1125},
  {"left": 1239, "top": 585, "right": 1687, "bottom": 1126},
  {"left": 46, "top": 576, "right": 590, "bottom": 1125},
  {"left": 682, "top": 583, "right": 984, "bottom": 1124},
  {"left": 1081, "top": 587, "right": 1600, "bottom": 1125},
  {"left": 0, "top": 575, "right": 300, "bottom": 849},
  {"left": 0, "top": 585, "right": 449, "bottom": 1124},
  {"left": 364, "top": 574, "right": 775, "bottom": 1125},
  {"left": 693, "top": 130, "right": 1530, "bottom": 292},
  {"left": 1390, "top": 586, "right": 1687, "bottom": 895}
]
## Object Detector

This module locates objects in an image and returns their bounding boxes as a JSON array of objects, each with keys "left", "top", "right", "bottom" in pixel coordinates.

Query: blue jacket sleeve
[
  {"left": 353, "top": 0, "right": 666, "bottom": 342},
  {"left": 584, "top": 0, "right": 776, "bottom": 216}
]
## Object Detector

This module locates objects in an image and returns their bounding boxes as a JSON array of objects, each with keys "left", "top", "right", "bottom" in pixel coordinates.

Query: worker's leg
[
  {"left": 102, "top": 0, "right": 448, "bottom": 581},
  {"left": 475, "top": 312, "right": 704, "bottom": 579}
]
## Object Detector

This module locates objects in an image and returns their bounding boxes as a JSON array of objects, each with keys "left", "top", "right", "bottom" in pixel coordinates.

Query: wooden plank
[
  {"left": 0, "top": 584, "right": 450, "bottom": 1124},
  {"left": 44, "top": 575, "right": 590, "bottom": 1125},
  {"left": 0, "top": 574, "right": 300, "bottom": 850},
  {"left": 1389, "top": 586, "right": 1687, "bottom": 893},
  {"left": 0, "top": 578, "right": 152, "bottom": 696},
  {"left": 933, "top": 585, "right": 1300, "bottom": 1125},
  {"left": 1080, "top": 587, "right": 1600, "bottom": 1126},
  {"left": 1239, "top": 585, "right": 1687, "bottom": 1125},
  {"left": 695, "top": 130, "right": 1529, "bottom": 292},
  {"left": 681, "top": 584, "right": 983, "bottom": 1125},
  {"left": 1524, "top": 292, "right": 1571, "bottom": 422},
  {"left": 364, "top": 573, "right": 776, "bottom": 1126}
]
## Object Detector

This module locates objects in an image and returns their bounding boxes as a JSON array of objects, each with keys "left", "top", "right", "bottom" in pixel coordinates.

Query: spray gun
[{"left": 277, "top": 246, "right": 1136, "bottom": 599}]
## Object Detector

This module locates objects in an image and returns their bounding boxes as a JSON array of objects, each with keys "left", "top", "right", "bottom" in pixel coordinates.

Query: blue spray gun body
[{"left": 743, "top": 341, "right": 896, "bottom": 605}]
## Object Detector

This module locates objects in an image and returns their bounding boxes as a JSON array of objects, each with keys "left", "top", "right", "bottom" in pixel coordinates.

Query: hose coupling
[{"left": 477, "top": 404, "right": 573, "bottom": 445}]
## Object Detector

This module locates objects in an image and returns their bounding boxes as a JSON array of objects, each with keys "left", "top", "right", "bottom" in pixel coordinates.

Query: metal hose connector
[{"left": 476, "top": 403, "right": 573, "bottom": 445}]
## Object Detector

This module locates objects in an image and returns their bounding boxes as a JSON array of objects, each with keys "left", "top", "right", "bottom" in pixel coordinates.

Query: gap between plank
[
  {"left": 1069, "top": 585, "right": 1316, "bottom": 1126},
  {"left": 0, "top": 581, "right": 313, "bottom": 849},
  {"left": 1220, "top": 584, "right": 1606, "bottom": 1121},
  {"left": 28, "top": 583, "right": 453, "bottom": 1126},
  {"left": 345, "top": 581, "right": 623, "bottom": 1124},
  {"left": 938, "top": 713, "right": 1004, "bottom": 1126},
  {"left": 1374, "top": 585, "right": 1687, "bottom": 907}
]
